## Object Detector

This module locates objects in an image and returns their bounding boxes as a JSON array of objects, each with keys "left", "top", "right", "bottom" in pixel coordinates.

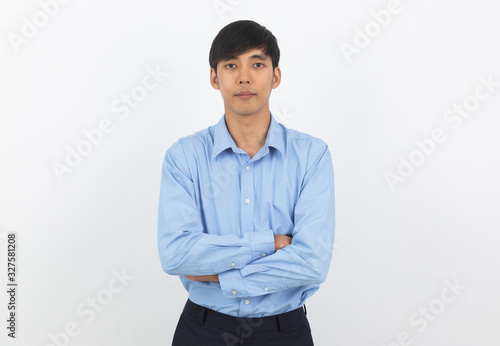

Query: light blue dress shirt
[{"left": 157, "top": 113, "right": 335, "bottom": 317}]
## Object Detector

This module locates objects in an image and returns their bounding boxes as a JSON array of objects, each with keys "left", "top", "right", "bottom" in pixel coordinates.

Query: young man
[{"left": 157, "top": 20, "right": 335, "bottom": 345}]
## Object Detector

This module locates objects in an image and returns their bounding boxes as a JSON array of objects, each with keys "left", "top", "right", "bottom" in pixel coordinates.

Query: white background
[{"left": 1, "top": 0, "right": 499, "bottom": 345}]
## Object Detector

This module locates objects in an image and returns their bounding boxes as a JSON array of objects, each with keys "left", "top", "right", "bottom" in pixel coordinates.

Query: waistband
[{"left": 181, "top": 299, "right": 308, "bottom": 333}]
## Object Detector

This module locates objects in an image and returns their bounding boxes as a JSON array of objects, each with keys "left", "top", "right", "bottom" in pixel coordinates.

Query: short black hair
[{"left": 209, "top": 20, "right": 280, "bottom": 73}]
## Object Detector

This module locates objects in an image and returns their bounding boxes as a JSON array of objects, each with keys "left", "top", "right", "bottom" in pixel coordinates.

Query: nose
[
  {"left": 239, "top": 77, "right": 250, "bottom": 84},
  {"left": 238, "top": 67, "right": 251, "bottom": 84}
]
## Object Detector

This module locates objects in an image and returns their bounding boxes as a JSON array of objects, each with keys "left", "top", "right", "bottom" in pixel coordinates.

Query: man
[{"left": 157, "top": 20, "right": 335, "bottom": 345}]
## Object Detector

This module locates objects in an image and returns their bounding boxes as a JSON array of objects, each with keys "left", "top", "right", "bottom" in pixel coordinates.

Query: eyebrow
[
  {"left": 249, "top": 54, "right": 267, "bottom": 61},
  {"left": 223, "top": 54, "right": 268, "bottom": 61}
]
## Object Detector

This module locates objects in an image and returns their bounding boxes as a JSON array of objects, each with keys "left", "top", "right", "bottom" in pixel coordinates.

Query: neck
[{"left": 224, "top": 108, "right": 271, "bottom": 150}]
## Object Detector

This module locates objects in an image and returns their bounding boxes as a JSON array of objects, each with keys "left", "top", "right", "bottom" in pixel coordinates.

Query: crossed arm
[
  {"left": 158, "top": 141, "right": 335, "bottom": 297},
  {"left": 184, "top": 234, "right": 293, "bottom": 282}
]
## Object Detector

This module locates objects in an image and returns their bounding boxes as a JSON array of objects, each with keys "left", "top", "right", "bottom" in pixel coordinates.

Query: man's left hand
[{"left": 184, "top": 274, "right": 220, "bottom": 282}]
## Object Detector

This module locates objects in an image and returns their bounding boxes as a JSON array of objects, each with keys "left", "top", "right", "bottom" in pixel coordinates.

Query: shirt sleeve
[
  {"left": 219, "top": 144, "right": 335, "bottom": 298},
  {"left": 157, "top": 140, "right": 275, "bottom": 277}
]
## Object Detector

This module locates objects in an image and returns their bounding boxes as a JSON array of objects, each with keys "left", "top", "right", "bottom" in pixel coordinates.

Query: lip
[{"left": 235, "top": 91, "right": 256, "bottom": 99}]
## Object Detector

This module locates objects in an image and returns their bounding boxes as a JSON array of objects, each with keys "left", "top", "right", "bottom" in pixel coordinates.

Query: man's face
[{"left": 210, "top": 48, "right": 281, "bottom": 117}]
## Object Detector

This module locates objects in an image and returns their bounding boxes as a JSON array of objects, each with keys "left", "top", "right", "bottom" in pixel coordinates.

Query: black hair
[{"left": 209, "top": 20, "right": 280, "bottom": 73}]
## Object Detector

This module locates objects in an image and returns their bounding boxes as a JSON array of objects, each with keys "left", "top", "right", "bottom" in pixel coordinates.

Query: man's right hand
[{"left": 274, "top": 234, "right": 292, "bottom": 252}]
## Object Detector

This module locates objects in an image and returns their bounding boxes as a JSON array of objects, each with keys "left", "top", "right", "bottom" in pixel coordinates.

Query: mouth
[{"left": 235, "top": 91, "right": 256, "bottom": 100}]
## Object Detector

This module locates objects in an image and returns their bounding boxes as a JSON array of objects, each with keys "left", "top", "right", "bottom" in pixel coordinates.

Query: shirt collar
[{"left": 212, "top": 112, "right": 284, "bottom": 160}]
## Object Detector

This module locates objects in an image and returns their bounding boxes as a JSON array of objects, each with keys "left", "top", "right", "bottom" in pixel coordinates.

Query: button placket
[
  {"left": 240, "top": 161, "right": 254, "bottom": 234},
  {"left": 240, "top": 296, "right": 253, "bottom": 315}
]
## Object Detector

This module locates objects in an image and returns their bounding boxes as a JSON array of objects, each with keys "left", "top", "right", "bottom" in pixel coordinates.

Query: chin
[
  {"left": 230, "top": 106, "right": 258, "bottom": 116},
  {"left": 234, "top": 111, "right": 256, "bottom": 116}
]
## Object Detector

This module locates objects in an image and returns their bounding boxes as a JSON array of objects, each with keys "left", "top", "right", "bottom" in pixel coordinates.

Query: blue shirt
[{"left": 157, "top": 113, "right": 335, "bottom": 317}]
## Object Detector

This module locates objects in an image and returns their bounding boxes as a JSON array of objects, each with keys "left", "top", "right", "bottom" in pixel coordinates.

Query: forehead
[{"left": 223, "top": 48, "right": 270, "bottom": 62}]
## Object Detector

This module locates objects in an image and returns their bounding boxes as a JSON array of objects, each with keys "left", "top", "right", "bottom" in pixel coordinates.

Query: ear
[
  {"left": 272, "top": 66, "right": 282, "bottom": 89},
  {"left": 210, "top": 68, "right": 220, "bottom": 90}
]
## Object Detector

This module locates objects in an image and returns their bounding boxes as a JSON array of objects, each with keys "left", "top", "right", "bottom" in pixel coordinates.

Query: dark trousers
[{"left": 172, "top": 299, "right": 314, "bottom": 346}]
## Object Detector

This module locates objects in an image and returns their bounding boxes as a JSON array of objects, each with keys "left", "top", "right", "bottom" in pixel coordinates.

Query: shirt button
[
  {"left": 245, "top": 299, "right": 250, "bottom": 304},
  {"left": 245, "top": 198, "right": 250, "bottom": 204},
  {"left": 246, "top": 165, "right": 250, "bottom": 170},
  {"left": 232, "top": 290, "right": 237, "bottom": 295},
  {"left": 231, "top": 262, "right": 236, "bottom": 267},
  {"left": 264, "top": 286, "right": 269, "bottom": 291},
  {"left": 261, "top": 253, "right": 266, "bottom": 257}
]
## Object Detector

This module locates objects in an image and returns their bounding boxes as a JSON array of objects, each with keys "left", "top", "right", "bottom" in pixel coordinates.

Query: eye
[
  {"left": 225, "top": 63, "right": 236, "bottom": 69},
  {"left": 254, "top": 63, "right": 264, "bottom": 68}
]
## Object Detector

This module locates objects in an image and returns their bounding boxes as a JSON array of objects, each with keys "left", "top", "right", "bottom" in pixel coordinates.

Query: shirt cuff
[
  {"left": 249, "top": 229, "right": 275, "bottom": 261},
  {"left": 219, "top": 269, "right": 247, "bottom": 298}
]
